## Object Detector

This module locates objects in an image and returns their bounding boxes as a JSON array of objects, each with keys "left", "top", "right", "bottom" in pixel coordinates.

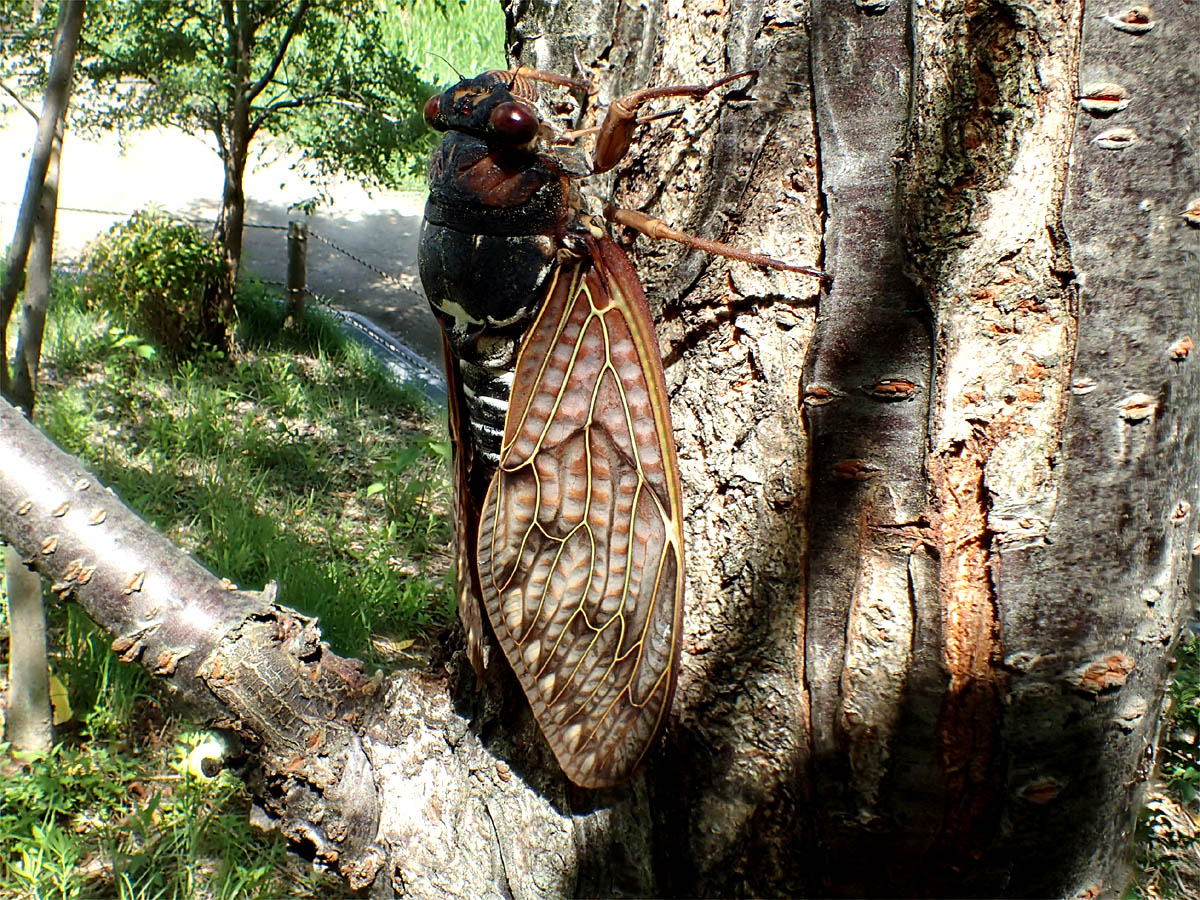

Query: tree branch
[
  {"left": 244, "top": 0, "right": 309, "bottom": 104},
  {"left": 0, "top": 395, "right": 635, "bottom": 898},
  {"left": 250, "top": 91, "right": 404, "bottom": 139},
  {"left": 0, "top": 80, "right": 41, "bottom": 121}
]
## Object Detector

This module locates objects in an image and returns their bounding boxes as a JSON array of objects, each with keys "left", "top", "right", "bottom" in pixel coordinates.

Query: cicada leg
[
  {"left": 602, "top": 205, "right": 829, "bottom": 283},
  {"left": 592, "top": 71, "right": 758, "bottom": 174},
  {"left": 509, "top": 65, "right": 592, "bottom": 94}
]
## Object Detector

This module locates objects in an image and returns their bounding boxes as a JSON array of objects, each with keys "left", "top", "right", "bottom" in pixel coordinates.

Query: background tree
[
  {"left": 3, "top": 0, "right": 1199, "bottom": 897},
  {"left": 2, "top": 0, "right": 84, "bottom": 756}
]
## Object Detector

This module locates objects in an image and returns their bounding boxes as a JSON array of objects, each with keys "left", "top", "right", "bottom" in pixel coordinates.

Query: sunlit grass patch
[
  {"left": 385, "top": 0, "right": 506, "bottom": 89},
  {"left": 3, "top": 268, "right": 453, "bottom": 898},
  {"left": 35, "top": 283, "right": 454, "bottom": 662}
]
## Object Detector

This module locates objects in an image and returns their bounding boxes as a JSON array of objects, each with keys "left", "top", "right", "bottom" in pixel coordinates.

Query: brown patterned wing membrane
[{"left": 476, "top": 235, "right": 685, "bottom": 789}]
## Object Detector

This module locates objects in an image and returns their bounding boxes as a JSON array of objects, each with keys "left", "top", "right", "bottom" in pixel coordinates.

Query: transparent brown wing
[{"left": 476, "top": 235, "right": 685, "bottom": 788}]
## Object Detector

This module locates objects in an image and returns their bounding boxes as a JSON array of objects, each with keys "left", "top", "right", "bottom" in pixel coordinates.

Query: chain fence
[{"left": 2, "top": 200, "right": 447, "bottom": 403}]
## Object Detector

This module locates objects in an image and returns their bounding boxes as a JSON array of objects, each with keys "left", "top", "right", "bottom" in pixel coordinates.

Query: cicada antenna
[{"left": 427, "top": 52, "right": 464, "bottom": 81}]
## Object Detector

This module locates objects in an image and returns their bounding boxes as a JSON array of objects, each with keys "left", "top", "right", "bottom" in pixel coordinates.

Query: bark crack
[
  {"left": 483, "top": 799, "right": 516, "bottom": 900},
  {"left": 806, "top": 18, "right": 829, "bottom": 275}
]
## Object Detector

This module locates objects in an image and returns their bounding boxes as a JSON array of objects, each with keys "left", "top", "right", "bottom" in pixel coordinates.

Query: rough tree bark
[
  {"left": 1, "top": 0, "right": 1198, "bottom": 897},
  {"left": 8, "top": 110, "right": 63, "bottom": 415}
]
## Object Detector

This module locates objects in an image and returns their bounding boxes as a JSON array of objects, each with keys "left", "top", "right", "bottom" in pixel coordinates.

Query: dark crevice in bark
[
  {"left": 806, "top": 0, "right": 935, "bottom": 890},
  {"left": 805, "top": 21, "right": 829, "bottom": 275}
]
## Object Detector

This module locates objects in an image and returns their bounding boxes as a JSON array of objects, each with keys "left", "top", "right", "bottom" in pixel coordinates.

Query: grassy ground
[
  {"left": 387, "top": 0, "right": 507, "bottom": 88},
  {"left": 0, "top": 2, "right": 504, "bottom": 891},
  {"left": 1130, "top": 634, "right": 1200, "bottom": 898},
  {"left": 1, "top": 276, "right": 455, "bottom": 898}
]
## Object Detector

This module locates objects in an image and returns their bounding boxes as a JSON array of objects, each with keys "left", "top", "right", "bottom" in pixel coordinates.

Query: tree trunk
[
  {"left": 10, "top": 110, "right": 63, "bottom": 414},
  {"left": 508, "top": 0, "right": 1199, "bottom": 895},
  {"left": 4, "top": 546, "right": 53, "bottom": 753},
  {"left": 212, "top": 0, "right": 254, "bottom": 317},
  {"left": 0, "top": 0, "right": 83, "bottom": 394},
  {"left": 1, "top": 0, "right": 1197, "bottom": 896},
  {"left": 3, "top": 116, "right": 63, "bottom": 754},
  {"left": 4, "top": 1, "right": 79, "bottom": 757},
  {"left": 214, "top": 127, "right": 248, "bottom": 307}
]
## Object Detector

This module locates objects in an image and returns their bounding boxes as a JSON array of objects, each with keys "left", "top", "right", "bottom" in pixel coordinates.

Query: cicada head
[{"left": 423, "top": 71, "right": 547, "bottom": 150}]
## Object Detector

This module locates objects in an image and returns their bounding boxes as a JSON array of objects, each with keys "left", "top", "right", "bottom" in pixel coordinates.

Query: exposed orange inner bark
[{"left": 930, "top": 433, "right": 1007, "bottom": 868}]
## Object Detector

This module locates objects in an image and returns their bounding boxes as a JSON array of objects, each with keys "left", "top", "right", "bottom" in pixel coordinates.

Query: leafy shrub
[{"left": 84, "top": 210, "right": 228, "bottom": 358}]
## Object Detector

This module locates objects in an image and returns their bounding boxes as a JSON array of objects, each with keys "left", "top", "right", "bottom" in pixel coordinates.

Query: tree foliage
[{"left": 1, "top": 0, "right": 433, "bottom": 191}]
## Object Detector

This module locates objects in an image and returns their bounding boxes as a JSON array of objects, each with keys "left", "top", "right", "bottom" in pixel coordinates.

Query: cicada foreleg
[
  {"left": 582, "top": 72, "right": 828, "bottom": 282},
  {"left": 591, "top": 71, "right": 758, "bottom": 174},
  {"left": 602, "top": 204, "right": 830, "bottom": 283},
  {"left": 509, "top": 65, "right": 592, "bottom": 94}
]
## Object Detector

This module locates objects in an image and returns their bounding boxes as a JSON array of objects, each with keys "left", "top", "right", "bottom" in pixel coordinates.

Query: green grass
[
  {"left": 0, "top": 731, "right": 336, "bottom": 900},
  {"left": 377, "top": 0, "right": 506, "bottom": 187},
  {"left": 385, "top": 0, "right": 506, "bottom": 89},
  {"left": 1129, "top": 635, "right": 1200, "bottom": 899},
  {"left": 36, "top": 279, "right": 455, "bottom": 661},
  {"left": 2, "top": 270, "right": 453, "bottom": 898}
]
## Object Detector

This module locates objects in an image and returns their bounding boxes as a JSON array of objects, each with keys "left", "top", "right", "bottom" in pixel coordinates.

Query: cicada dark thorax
[{"left": 419, "top": 115, "right": 570, "bottom": 471}]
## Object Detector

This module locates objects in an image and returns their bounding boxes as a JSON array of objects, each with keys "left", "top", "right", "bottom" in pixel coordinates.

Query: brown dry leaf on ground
[{"left": 1135, "top": 786, "right": 1200, "bottom": 898}]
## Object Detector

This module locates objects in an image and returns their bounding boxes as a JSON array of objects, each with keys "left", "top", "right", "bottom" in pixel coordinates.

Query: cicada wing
[
  {"left": 477, "top": 236, "right": 685, "bottom": 788},
  {"left": 442, "top": 334, "right": 487, "bottom": 682}
]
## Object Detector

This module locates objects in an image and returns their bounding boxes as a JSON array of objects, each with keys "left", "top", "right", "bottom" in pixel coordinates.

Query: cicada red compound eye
[
  {"left": 423, "top": 94, "right": 444, "bottom": 128},
  {"left": 489, "top": 101, "right": 539, "bottom": 144}
]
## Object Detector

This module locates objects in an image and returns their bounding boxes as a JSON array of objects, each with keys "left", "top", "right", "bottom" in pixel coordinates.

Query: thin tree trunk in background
[
  {"left": 4, "top": 546, "right": 52, "bottom": 753},
  {"left": 4, "top": 123, "right": 63, "bottom": 754},
  {"left": 214, "top": 133, "right": 248, "bottom": 313},
  {"left": 0, "top": 0, "right": 82, "bottom": 394},
  {"left": 10, "top": 116, "right": 63, "bottom": 414},
  {"left": 4, "top": 1, "right": 80, "bottom": 759},
  {"left": 213, "top": 0, "right": 254, "bottom": 317}
]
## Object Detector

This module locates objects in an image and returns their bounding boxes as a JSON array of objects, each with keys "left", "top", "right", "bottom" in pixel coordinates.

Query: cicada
[{"left": 419, "top": 67, "right": 823, "bottom": 789}]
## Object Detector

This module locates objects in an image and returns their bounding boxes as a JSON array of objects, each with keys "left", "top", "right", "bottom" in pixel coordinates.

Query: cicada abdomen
[{"left": 419, "top": 67, "right": 822, "bottom": 788}]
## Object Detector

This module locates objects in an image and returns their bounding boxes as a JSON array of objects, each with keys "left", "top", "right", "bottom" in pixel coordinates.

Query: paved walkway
[{"left": 0, "top": 106, "right": 445, "bottom": 373}]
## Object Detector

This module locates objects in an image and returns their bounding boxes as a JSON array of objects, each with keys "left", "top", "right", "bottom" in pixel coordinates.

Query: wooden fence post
[{"left": 285, "top": 219, "right": 308, "bottom": 322}]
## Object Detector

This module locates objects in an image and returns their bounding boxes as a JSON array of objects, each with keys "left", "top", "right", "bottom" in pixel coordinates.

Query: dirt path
[{"left": 0, "top": 106, "right": 444, "bottom": 369}]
